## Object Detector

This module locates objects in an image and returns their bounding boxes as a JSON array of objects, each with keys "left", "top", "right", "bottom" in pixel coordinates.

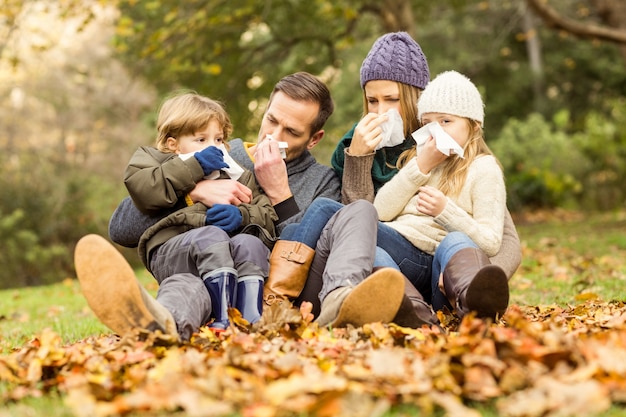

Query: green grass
[
  {"left": 0, "top": 269, "right": 158, "bottom": 353},
  {"left": 510, "top": 209, "right": 626, "bottom": 306},
  {"left": 1, "top": 209, "right": 626, "bottom": 416}
]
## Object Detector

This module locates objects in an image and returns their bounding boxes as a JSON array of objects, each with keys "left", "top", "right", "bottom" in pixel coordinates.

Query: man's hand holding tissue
[
  {"left": 416, "top": 185, "right": 447, "bottom": 217},
  {"left": 349, "top": 113, "right": 388, "bottom": 155},
  {"left": 205, "top": 204, "right": 242, "bottom": 233},
  {"left": 254, "top": 137, "right": 291, "bottom": 205},
  {"left": 194, "top": 146, "right": 229, "bottom": 176}
]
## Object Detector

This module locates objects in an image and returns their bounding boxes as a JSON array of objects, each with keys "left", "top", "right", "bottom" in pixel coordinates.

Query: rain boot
[
  {"left": 264, "top": 240, "right": 315, "bottom": 306},
  {"left": 235, "top": 275, "right": 264, "bottom": 324},
  {"left": 442, "top": 247, "right": 509, "bottom": 319},
  {"left": 204, "top": 270, "right": 237, "bottom": 330},
  {"left": 393, "top": 276, "right": 441, "bottom": 329}
]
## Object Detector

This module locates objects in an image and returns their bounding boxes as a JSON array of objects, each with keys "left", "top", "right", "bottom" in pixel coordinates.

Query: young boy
[{"left": 83, "top": 92, "right": 277, "bottom": 335}]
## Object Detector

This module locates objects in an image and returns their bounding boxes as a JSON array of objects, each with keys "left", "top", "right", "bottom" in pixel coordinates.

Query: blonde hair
[
  {"left": 155, "top": 92, "right": 233, "bottom": 153},
  {"left": 361, "top": 81, "right": 423, "bottom": 169},
  {"left": 398, "top": 119, "right": 499, "bottom": 197}
]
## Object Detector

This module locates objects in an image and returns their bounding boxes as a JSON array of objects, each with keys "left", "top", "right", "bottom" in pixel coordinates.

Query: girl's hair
[
  {"left": 361, "top": 81, "right": 423, "bottom": 169},
  {"left": 155, "top": 92, "right": 233, "bottom": 153},
  {"left": 398, "top": 118, "right": 500, "bottom": 197}
]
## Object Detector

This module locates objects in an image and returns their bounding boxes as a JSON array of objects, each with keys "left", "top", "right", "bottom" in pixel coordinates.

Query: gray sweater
[{"left": 109, "top": 138, "right": 341, "bottom": 247}]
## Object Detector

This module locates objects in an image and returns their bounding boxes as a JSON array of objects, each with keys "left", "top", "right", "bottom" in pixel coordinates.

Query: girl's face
[
  {"left": 421, "top": 113, "right": 471, "bottom": 147},
  {"left": 167, "top": 119, "right": 224, "bottom": 154},
  {"left": 364, "top": 80, "right": 402, "bottom": 116}
]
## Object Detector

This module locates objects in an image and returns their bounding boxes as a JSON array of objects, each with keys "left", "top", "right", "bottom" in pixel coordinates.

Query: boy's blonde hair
[{"left": 155, "top": 92, "right": 233, "bottom": 153}]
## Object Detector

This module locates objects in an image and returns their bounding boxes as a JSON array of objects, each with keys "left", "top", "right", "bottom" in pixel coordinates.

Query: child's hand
[
  {"left": 416, "top": 185, "right": 447, "bottom": 217},
  {"left": 194, "top": 146, "right": 229, "bottom": 176},
  {"left": 205, "top": 204, "right": 242, "bottom": 233},
  {"left": 415, "top": 135, "right": 448, "bottom": 174}
]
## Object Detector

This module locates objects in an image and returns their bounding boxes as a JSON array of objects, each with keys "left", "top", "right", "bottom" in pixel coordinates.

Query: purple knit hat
[{"left": 360, "top": 32, "right": 430, "bottom": 90}]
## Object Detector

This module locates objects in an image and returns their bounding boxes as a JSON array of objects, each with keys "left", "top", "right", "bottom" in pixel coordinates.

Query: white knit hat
[{"left": 417, "top": 71, "right": 485, "bottom": 126}]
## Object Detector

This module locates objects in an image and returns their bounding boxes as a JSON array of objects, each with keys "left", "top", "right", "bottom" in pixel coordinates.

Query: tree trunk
[{"left": 521, "top": 1, "right": 545, "bottom": 112}]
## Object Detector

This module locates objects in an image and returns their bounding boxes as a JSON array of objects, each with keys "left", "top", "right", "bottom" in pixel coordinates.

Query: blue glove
[
  {"left": 205, "top": 204, "right": 242, "bottom": 233},
  {"left": 194, "top": 146, "right": 229, "bottom": 176}
]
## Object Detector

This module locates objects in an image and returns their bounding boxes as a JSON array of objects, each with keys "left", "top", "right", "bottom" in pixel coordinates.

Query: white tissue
[
  {"left": 179, "top": 144, "right": 245, "bottom": 180},
  {"left": 411, "top": 122, "right": 464, "bottom": 158},
  {"left": 376, "top": 108, "right": 405, "bottom": 150},
  {"left": 264, "top": 134, "right": 288, "bottom": 159}
]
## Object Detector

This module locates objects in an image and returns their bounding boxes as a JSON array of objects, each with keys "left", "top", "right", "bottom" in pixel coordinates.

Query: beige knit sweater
[{"left": 374, "top": 155, "right": 506, "bottom": 257}]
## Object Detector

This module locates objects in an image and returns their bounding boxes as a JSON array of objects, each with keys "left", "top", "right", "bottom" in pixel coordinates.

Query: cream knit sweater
[{"left": 374, "top": 155, "right": 506, "bottom": 257}]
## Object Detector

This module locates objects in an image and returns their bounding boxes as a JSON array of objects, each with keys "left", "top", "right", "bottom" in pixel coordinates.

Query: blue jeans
[
  {"left": 376, "top": 222, "right": 433, "bottom": 300},
  {"left": 430, "top": 231, "right": 479, "bottom": 311},
  {"left": 281, "top": 197, "right": 399, "bottom": 270}
]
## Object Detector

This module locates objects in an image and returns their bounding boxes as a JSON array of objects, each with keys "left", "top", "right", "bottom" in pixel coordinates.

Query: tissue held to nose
[
  {"left": 264, "top": 134, "right": 288, "bottom": 159},
  {"left": 411, "top": 122, "right": 464, "bottom": 158}
]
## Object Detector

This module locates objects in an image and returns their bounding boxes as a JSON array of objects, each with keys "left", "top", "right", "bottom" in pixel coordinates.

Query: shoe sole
[
  {"left": 332, "top": 268, "right": 405, "bottom": 328},
  {"left": 74, "top": 234, "right": 162, "bottom": 335},
  {"left": 465, "top": 265, "right": 510, "bottom": 319}
]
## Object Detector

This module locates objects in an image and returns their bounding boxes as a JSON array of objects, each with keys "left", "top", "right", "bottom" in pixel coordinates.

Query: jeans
[
  {"left": 430, "top": 231, "right": 479, "bottom": 311},
  {"left": 281, "top": 197, "right": 399, "bottom": 269},
  {"left": 376, "top": 222, "right": 433, "bottom": 301}
]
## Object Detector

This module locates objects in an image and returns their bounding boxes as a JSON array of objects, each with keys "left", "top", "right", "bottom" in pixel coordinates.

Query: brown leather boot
[
  {"left": 442, "top": 247, "right": 509, "bottom": 319},
  {"left": 264, "top": 240, "right": 315, "bottom": 306},
  {"left": 393, "top": 276, "right": 441, "bottom": 329}
]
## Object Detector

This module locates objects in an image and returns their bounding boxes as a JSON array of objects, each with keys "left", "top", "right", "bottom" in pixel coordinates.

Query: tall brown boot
[
  {"left": 393, "top": 276, "right": 441, "bottom": 329},
  {"left": 264, "top": 240, "right": 315, "bottom": 306},
  {"left": 442, "top": 247, "right": 509, "bottom": 319}
]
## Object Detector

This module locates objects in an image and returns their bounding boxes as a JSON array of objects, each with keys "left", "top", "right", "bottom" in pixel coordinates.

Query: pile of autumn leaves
[{"left": 2, "top": 299, "right": 626, "bottom": 417}]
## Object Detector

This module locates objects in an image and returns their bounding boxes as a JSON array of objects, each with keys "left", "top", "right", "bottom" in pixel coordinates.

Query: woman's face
[{"left": 364, "top": 80, "right": 402, "bottom": 116}]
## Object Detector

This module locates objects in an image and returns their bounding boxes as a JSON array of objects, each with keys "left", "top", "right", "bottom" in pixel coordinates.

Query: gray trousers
[
  {"left": 313, "top": 200, "right": 378, "bottom": 303},
  {"left": 148, "top": 226, "right": 270, "bottom": 340}
]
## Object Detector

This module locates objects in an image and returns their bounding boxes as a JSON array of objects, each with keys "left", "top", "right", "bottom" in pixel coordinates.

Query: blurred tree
[
  {"left": 112, "top": 0, "right": 625, "bottom": 155},
  {"left": 0, "top": 0, "right": 156, "bottom": 286},
  {"left": 0, "top": 0, "right": 99, "bottom": 67},
  {"left": 526, "top": 0, "right": 626, "bottom": 46}
]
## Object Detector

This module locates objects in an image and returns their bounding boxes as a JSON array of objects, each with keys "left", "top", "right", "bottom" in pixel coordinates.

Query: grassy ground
[{"left": 1, "top": 209, "right": 626, "bottom": 416}]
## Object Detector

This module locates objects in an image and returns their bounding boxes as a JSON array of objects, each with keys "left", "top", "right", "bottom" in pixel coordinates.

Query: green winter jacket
[{"left": 124, "top": 146, "right": 278, "bottom": 269}]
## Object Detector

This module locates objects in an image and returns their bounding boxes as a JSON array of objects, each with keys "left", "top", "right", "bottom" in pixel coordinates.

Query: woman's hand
[{"left": 348, "top": 113, "right": 388, "bottom": 156}]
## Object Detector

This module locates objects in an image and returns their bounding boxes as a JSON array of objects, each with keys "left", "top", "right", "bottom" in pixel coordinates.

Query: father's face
[{"left": 257, "top": 91, "right": 324, "bottom": 162}]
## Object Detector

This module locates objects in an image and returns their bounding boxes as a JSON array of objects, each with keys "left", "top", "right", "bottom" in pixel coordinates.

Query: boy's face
[
  {"left": 167, "top": 119, "right": 224, "bottom": 154},
  {"left": 256, "top": 91, "right": 323, "bottom": 162}
]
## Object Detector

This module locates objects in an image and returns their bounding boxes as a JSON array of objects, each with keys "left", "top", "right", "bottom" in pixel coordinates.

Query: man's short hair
[{"left": 271, "top": 72, "right": 334, "bottom": 135}]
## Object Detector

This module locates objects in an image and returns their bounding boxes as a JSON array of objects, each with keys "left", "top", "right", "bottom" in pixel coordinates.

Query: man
[
  {"left": 108, "top": 72, "right": 340, "bottom": 246},
  {"left": 76, "top": 72, "right": 340, "bottom": 341}
]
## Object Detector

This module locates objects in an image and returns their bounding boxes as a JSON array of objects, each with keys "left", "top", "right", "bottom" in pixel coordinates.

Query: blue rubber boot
[
  {"left": 204, "top": 270, "right": 238, "bottom": 330},
  {"left": 235, "top": 276, "right": 264, "bottom": 324}
]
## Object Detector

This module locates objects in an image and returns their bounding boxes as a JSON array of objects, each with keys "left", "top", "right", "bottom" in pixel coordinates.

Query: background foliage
[{"left": 0, "top": 0, "right": 625, "bottom": 288}]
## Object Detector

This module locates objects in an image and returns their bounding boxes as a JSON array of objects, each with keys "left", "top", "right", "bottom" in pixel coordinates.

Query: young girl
[
  {"left": 374, "top": 70, "right": 509, "bottom": 319},
  {"left": 79, "top": 92, "right": 278, "bottom": 339}
]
